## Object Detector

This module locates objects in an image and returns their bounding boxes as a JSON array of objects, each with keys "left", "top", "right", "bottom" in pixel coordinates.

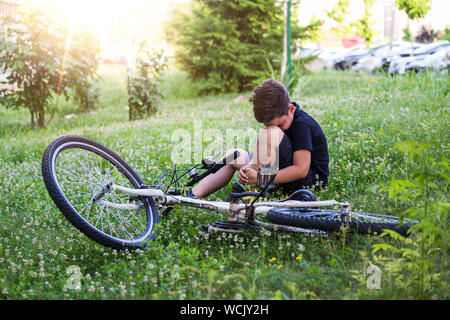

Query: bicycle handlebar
[{"left": 185, "top": 150, "right": 241, "bottom": 187}]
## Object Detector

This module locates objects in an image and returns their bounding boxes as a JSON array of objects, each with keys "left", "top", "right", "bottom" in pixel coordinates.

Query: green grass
[{"left": 0, "top": 67, "right": 448, "bottom": 299}]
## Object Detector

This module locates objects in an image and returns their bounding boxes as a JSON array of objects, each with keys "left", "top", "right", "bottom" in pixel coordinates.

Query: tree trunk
[
  {"left": 37, "top": 110, "right": 45, "bottom": 128},
  {"left": 30, "top": 110, "right": 35, "bottom": 128}
]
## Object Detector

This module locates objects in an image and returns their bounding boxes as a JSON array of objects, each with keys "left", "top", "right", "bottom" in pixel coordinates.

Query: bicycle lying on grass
[{"left": 41, "top": 136, "right": 418, "bottom": 250}]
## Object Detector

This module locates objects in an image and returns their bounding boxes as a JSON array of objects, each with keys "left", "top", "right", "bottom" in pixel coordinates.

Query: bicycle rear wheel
[
  {"left": 267, "top": 208, "right": 416, "bottom": 236},
  {"left": 42, "top": 135, "right": 159, "bottom": 250}
]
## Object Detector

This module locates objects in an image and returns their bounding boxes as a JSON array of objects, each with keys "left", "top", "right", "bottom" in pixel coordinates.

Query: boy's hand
[{"left": 239, "top": 167, "right": 257, "bottom": 185}]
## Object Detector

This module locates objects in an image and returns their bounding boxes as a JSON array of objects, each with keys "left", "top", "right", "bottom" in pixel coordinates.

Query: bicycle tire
[
  {"left": 41, "top": 135, "right": 159, "bottom": 250},
  {"left": 267, "top": 207, "right": 412, "bottom": 236}
]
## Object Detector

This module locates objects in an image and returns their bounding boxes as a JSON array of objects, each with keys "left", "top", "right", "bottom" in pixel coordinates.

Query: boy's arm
[
  {"left": 274, "top": 150, "right": 310, "bottom": 184},
  {"left": 239, "top": 150, "right": 311, "bottom": 185}
]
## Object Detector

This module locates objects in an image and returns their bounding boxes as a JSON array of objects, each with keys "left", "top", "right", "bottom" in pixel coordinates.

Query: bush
[
  {"left": 165, "top": 0, "right": 322, "bottom": 95},
  {"left": 0, "top": 7, "right": 99, "bottom": 128},
  {"left": 372, "top": 141, "right": 449, "bottom": 299},
  {"left": 439, "top": 26, "right": 450, "bottom": 41},
  {"left": 415, "top": 25, "right": 440, "bottom": 43},
  {"left": 128, "top": 43, "right": 168, "bottom": 120}
]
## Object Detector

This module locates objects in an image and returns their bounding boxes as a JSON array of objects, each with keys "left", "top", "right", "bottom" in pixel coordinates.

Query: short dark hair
[{"left": 252, "top": 78, "right": 291, "bottom": 123}]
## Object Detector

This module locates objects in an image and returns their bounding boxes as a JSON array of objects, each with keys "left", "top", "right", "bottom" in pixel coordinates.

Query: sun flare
[{"left": 26, "top": 0, "right": 174, "bottom": 53}]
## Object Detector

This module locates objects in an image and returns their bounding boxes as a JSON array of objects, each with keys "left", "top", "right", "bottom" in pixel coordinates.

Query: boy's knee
[
  {"left": 224, "top": 148, "right": 249, "bottom": 167},
  {"left": 257, "top": 126, "right": 284, "bottom": 149},
  {"left": 255, "top": 126, "right": 284, "bottom": 166}
]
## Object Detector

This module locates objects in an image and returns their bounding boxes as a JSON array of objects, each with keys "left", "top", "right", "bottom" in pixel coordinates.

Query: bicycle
[{"left": 41, "top": 135, "right": 418, "bottom": 250}]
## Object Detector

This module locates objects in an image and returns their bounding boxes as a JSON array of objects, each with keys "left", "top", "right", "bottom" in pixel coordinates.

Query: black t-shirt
[{"left": 284, "top": 102, "right": 329, "bottom": 179}]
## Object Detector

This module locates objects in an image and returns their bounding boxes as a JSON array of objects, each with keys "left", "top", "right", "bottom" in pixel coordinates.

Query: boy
[{"left": 190, "top": 78, "right": 329, "bottom": 199}]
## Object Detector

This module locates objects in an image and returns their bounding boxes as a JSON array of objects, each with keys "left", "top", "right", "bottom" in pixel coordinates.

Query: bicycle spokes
[{"left": 54, "top": 147, "right": 148, "bottom": 241}]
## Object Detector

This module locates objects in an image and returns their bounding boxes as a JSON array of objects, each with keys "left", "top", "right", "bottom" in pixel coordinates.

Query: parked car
[
  {"left": 333, "top": 45, "right": 369, "bottom": 70},
  {"left": 388, "top": 40, "right": 450, "bottom": 75},
  {"left": 319, "top": 48, "right": 347, "bottom": 70},
  {"left": 405, "top": 46, "right": 450, "bottom": 73},
  {"left": 380, "top": 42, "right": 424, "bottom": 72},
  {"left": 352, "top": 42, "right": 421, "bottom": 73}
]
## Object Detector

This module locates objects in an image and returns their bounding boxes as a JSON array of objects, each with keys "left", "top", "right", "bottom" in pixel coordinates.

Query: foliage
[
  {"left": 396, "top": 0, "right": 431, "bottom": 20},
  {"left": 402, "top": 27, "right": 412, "bottom": 41},
  {"left": 291, "top": 17, "right": 323, "bottom": 54},
  {"left": 439, "top": 27, "right": 450, "bottom": 41},
  {"left": 0, "top": 10, "right": 63, "bottom": 128},
  {"left": 371, "top": 142, "right": 448, "bottom": 298},
  {"left": 165, "top": 0, "right": 322, "bottom": 95},
  {"left": 72, "top": 80, "right": 100, "bottom": 114},
  {"left": 325, "top": 0, "right": 353, "bottom": 38},
  {"left": 284, "top": 57, "right": 316, "bottom": 98},
  {"left": 396, "top": 0, "right": 431, "bottom": 42},
  {"left": 414, "top": 25, "right": 440, "bottom": 43},
  {"left": 266, "top": 55, "right": 315, "bottom": 98},
  {"left": 0, "top": 8, "right": 99, "bottom": 128},
  {"left": 353, "top": 0, "right": 377, "bottom": 48},
  {"left": 325, "top": 0, "right": 377, "bottom": 47},
  {"left": 128, "top": 43, "right": 168, "bottom": 120}
]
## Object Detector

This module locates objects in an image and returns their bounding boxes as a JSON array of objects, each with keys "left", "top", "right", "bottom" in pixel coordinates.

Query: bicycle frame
[{"left": 95, "top": 183, "right": 350, "bottom": 234}]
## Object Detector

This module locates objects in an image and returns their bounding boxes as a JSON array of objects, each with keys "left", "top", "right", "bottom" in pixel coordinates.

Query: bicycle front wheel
[
  {"left": 42, "top": 135, "right": 159, "bottom": 250},
  {"left": 267, "top": 208, "right": 415, "bottom": 236}
]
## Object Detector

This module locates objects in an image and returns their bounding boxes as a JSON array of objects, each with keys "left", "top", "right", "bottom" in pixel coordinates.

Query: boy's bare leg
[
  {"left": 250, "top": 125, "right": 284, "bottom": 170},
  {"left": 192, "top": 126, "right": 284, "bottom": 198},
  {"left": 238, "top": 126, "right": 284, "bottom": 185},
  {"left": 192, "top": 148, "right": 251, "bottom": 199}
]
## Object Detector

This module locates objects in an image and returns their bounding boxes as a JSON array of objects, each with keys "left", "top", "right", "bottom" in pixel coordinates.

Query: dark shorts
[{"left": 248, "top": 135, "right": 328, "bottom": 195}]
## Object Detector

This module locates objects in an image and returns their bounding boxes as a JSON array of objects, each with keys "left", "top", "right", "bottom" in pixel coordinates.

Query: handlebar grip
[
  {"left": 211, "top": 150, "right": 240, "bottom": 173},
  {"left": 185, "top": 150, "right": 241, "bottom": 187}
]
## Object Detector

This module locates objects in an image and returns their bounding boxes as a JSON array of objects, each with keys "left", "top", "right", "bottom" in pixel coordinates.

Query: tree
[
  {"left": 128, "top": 43, "right": 168, "bottom": 120},
  {"left": 353, "top": 0, "right": 377, "bottom": 47},
  {"left": 325, "top": 0, "right": 353, "bottom": 38},
  {"left": 396, "top": 0, "right": 431, "bottom": 41},
  {"left": 415, "top": 25, "right": 439, "bottom": 43},
  {"left": 165, "top": 0, "right": 322, "bottom": 94},
  {"left": 326, "top": 0, "right": 377, "bottom": 47},
  {"left": 0, "top": 7, "right": 99, "bottom": 128},
  {"left": 396, "top": 0, "right": 431, "bottom": 20}
]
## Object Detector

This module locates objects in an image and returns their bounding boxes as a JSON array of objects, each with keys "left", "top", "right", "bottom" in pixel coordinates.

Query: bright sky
[
  {"left": 25, "top": 0, "right": 188, "bottom": 51},
  {"left": 298, "top": 0, "right": 449, "bottom": 30},
  {"left": 24, "top": 0, "right": 449, "bottom": 51},
  {"left": 298, "top": 0, "right": 363, "bottom": 28}
]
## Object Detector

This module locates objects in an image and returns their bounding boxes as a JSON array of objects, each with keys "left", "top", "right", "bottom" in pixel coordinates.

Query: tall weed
[{"left": 369, "top": 141, "right": 449, "bottom": 298}]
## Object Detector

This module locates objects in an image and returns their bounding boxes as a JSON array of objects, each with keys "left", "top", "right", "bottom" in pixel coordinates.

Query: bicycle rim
[{"left": 44, "top": 137, "right": 156, "bottom": 248}]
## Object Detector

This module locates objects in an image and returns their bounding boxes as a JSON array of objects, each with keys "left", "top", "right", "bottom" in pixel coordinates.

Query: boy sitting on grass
[{"left": 190, "top": 78, "right": 329, "bottom": 199}]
